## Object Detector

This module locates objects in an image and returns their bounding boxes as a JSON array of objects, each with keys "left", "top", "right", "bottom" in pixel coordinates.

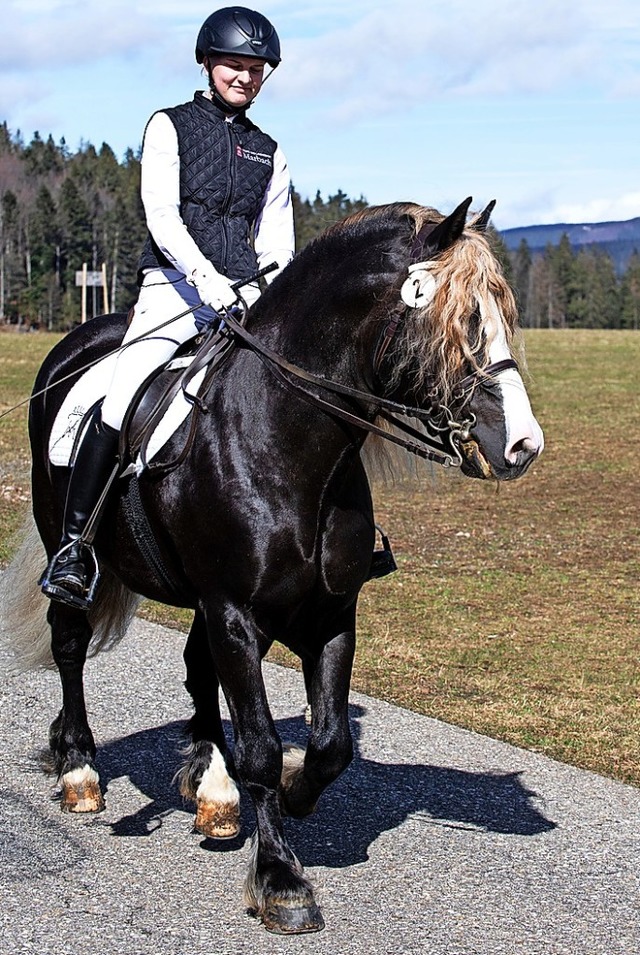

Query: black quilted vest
[{"left": 138, "top": 92, "right": 278, "bottom": 281}]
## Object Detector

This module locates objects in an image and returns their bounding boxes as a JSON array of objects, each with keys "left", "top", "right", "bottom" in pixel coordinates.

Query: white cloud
[
  {"left": 4, "top": 0, "right": 638, "bottom": 112},
  {"left": 549, "top": 192, "right": 640, "bottom": 225},
  {"left": 494, "top": 189, "right": 640, "bottom": 229},
  {"left": 0, "top": 74, "right": 41, "bottom": 119},
  {"left": 1, "top": 1, "right": 162, "bottom": 70},
  {"left": 2, "top": 0, "right": 638, "bottom": 229},
  {"left": 270, "top": 0, "right": 639, "bottom": 119}
]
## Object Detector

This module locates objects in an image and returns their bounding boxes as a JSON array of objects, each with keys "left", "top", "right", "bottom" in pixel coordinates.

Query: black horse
[{"left": 3, "top": 199, "right": 543, "bottom": 934}]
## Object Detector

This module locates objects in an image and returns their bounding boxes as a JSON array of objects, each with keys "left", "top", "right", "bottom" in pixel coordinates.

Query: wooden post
[
  {"left": 81, "top": 262, "right": 87, "bottom": 324},
  {"left": 102, "top": 263, "right": 108, "bottom": 314}
]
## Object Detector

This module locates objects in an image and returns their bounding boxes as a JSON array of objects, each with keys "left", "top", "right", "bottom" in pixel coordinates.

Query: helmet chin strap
[{"left": 209, "top": 83, "right": 243, "bottom": 113}]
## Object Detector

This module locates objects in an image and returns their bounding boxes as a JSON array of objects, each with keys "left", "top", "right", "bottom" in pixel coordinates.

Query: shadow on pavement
[{"left": 94, "top": 701, "right": 556, "bottom": 860}]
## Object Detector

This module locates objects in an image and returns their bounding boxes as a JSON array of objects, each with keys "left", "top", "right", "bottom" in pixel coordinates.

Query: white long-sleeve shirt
[{"left": 140, "top": 108, "right": 295, "bottom": 283}]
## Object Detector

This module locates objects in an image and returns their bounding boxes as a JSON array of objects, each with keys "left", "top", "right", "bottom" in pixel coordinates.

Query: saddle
[
  {"left": 49, "top": 325, "right": 236, "bottom": 476},
  {"left": 121, "top": 325, "right": 235, "bottom": 475}
]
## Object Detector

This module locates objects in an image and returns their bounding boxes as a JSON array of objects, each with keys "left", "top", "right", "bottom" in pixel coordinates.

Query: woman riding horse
[
  {"left": 41, "top": 6, "right": 295, "bottom": 607},
  {"left": 11, "top": 195, "right": 544, "bottom": 934}
]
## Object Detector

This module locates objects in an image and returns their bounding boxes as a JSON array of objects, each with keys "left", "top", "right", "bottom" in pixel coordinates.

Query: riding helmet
[{"left": 196, "top": 7, "right": 281, "bottom": 68}]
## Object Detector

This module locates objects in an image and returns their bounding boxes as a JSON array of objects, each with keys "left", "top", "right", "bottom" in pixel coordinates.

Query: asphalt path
[{"left": 0, "top": 616, "right": 638, "bottom": 955}]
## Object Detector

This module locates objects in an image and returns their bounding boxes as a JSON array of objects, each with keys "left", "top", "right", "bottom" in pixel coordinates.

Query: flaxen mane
[
  {"left": 333, "top": 203, "right": 519, "bottom": 404},
  {"left": 329, "top": 203, "right": 520, "bottom": 482}
]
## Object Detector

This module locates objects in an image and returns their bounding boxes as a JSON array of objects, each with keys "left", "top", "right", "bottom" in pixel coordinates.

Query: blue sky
[{"left": 2, "top": 0, "right": 639, "bottom": 230}]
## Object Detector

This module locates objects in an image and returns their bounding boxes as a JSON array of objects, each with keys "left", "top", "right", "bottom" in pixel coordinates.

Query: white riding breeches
[{"left": 101, "top": 268, "right": 259, "bottom": 431}]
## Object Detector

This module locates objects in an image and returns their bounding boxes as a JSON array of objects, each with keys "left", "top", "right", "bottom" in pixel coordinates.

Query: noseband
[{"left": 219, "top": 307, "right": 518, "bottom": 470}]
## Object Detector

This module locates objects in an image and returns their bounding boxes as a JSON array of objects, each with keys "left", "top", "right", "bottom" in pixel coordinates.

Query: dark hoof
[{"left": 260, "top": 901, "right": 325, "bottom": 935}]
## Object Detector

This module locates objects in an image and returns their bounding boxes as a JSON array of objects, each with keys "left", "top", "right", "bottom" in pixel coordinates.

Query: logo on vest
[{"left": 236, "top": 145, "right": 272, "bottom": 166}]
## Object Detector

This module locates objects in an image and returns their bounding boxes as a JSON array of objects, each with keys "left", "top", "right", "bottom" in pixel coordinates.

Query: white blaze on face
[{"left": 483, "top": 298, "right": 544, "bottom": 464}]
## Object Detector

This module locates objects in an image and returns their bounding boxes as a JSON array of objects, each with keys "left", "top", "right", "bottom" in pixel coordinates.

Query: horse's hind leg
[
  {"left": 179, "top": 610, "right": 240, "bottom": 839},
  {"left": 47, "top": 603, "right": 104, "bottom": 812}
]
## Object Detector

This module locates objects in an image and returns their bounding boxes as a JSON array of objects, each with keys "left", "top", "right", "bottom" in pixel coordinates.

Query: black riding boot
[{"left": 41, "top": 406, "right": 120, "bottom": 608}]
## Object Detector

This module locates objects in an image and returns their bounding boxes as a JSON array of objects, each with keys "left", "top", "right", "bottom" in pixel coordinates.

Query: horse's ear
[
  {"left": 474, "top": 199, "right": 497, "bottom": 233},
  {"left": 412, "top": 197, "right": 473, "bottom": 261}
]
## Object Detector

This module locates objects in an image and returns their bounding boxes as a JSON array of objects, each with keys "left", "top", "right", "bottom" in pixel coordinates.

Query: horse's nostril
[{"left": 507, "top": 437, "right": 538, "bottom": 465}]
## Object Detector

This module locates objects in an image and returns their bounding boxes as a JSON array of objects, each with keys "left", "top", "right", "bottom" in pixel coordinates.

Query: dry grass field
[{"left": 1, "top": 328, "right": 638, "bottom": 784}]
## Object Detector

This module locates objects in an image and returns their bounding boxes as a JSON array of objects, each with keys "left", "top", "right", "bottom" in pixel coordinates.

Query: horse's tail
[{"left": 0, "top": 515, "right": 141, "bottom": 672}]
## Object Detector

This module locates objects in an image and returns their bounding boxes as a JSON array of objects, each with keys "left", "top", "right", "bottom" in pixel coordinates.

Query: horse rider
[{"left": 42, "top": 6, "right": 295, "bottom": 607}]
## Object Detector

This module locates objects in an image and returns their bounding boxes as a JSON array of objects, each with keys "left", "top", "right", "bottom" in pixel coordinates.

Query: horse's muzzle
[
  {"left": 458, "top": 437, "right": 493, "bottom": 480},
  {"left": 459, "top": 437, "right": 539, "bottom": 481}
]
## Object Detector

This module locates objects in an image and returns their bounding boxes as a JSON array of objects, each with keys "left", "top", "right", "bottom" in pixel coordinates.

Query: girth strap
[{"left": 120, "top": 474, "right": 190, "bottom": 601}]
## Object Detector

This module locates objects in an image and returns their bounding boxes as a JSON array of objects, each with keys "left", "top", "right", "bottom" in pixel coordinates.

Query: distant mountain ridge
[{"left": 500, "top": 216, "right": 640, "bottom": 273}]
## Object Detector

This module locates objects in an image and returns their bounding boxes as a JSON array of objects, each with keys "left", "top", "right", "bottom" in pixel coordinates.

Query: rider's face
[{"left": 206, "top": 55, "right": 266, "bottom": 108}]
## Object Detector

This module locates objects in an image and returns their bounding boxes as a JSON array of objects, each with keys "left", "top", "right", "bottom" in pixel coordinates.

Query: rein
[
  {"left": 0, "top": 264, "right": 278, "bottom": 424},
  {"left": 220, "top": 308, "right": 518, "bottom": 469}
]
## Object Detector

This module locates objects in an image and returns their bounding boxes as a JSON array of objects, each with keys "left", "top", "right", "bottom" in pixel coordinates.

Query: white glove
[{"left": 191, "top": 267, "right": 237, "bottom": 312}]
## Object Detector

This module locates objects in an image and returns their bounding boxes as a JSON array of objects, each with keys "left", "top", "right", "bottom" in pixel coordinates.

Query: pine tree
[
  {"left": 58, "top": 177, "right": 93, "bottom": 325},
  {"left": 511, "top": 239, "right": 532, "bottom": 325},
  {"left": 111, "top": 149, "right": 146, "bottom": 310},
  {"left": 595, "top": 253, "right": 620, "bottom": 329},
  {"left": 0, "top": 121, "right": 638, "bottom": 330},
  {"left": 1, "top": 190, "right": 20, "bottom": 321},
  {"left": 0, "top": 122, "right": 13, "bottom": 155},
  {"left": 620, "top": 250, "right": 640, "bottom": 330},
  {"left": 546, "top": 234, "right": 575, "bottom": 327},
  {"left": 23, "top": 131, "right": 65, "bottom": 176}
]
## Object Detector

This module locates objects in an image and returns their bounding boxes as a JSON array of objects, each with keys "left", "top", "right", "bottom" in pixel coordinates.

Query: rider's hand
[{"left": 191, "top": 267, "right": 237, "bottom": 312}]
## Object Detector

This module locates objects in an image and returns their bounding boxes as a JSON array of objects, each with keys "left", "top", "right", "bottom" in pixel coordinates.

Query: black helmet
[{"left": 196, "top": 7, "right": 281, "bottom": 68}]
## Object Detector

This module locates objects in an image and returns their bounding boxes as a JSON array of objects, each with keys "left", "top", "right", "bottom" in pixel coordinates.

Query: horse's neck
[
  {"left": 219, "top": 341, "right": 369, "bottom": 471},
  {"left": 249, "top": 299, "right": 379, "bottom": 391}
]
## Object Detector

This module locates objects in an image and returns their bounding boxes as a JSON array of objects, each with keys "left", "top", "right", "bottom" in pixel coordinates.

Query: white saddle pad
[{"left": 48, "top": 354, "right": 205, "bottom": 474}]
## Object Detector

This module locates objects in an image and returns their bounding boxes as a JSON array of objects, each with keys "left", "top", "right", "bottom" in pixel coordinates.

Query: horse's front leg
[
  {"left": 47, "top": 603, "right": 104, "bottom": 812},
  {"left": 179, "top": 609, "right": 240, "bottom": 839},
  {"left": 281, "top": 614, "right": 356, "bottom": 819},
  {"left": 205, "top": 604, "right": 324, "bottom": 935}
]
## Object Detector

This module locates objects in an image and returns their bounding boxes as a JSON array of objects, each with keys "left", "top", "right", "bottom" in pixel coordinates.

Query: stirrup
[
  {"left": 367, "top": 525, "right": 398, "bottom": 581},
  {"left": 40, "top": 540, "right": 101, "bottom": 610}
]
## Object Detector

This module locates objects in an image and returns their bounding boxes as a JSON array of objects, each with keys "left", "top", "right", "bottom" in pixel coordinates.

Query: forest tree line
[{"left": 1, "top": 123, "right": 638, "bottom": 331}]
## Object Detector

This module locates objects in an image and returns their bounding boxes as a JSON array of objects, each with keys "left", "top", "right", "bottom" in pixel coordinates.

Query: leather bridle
[{"left": 219, "top": 306, "right": 518, "bottom": 470}]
